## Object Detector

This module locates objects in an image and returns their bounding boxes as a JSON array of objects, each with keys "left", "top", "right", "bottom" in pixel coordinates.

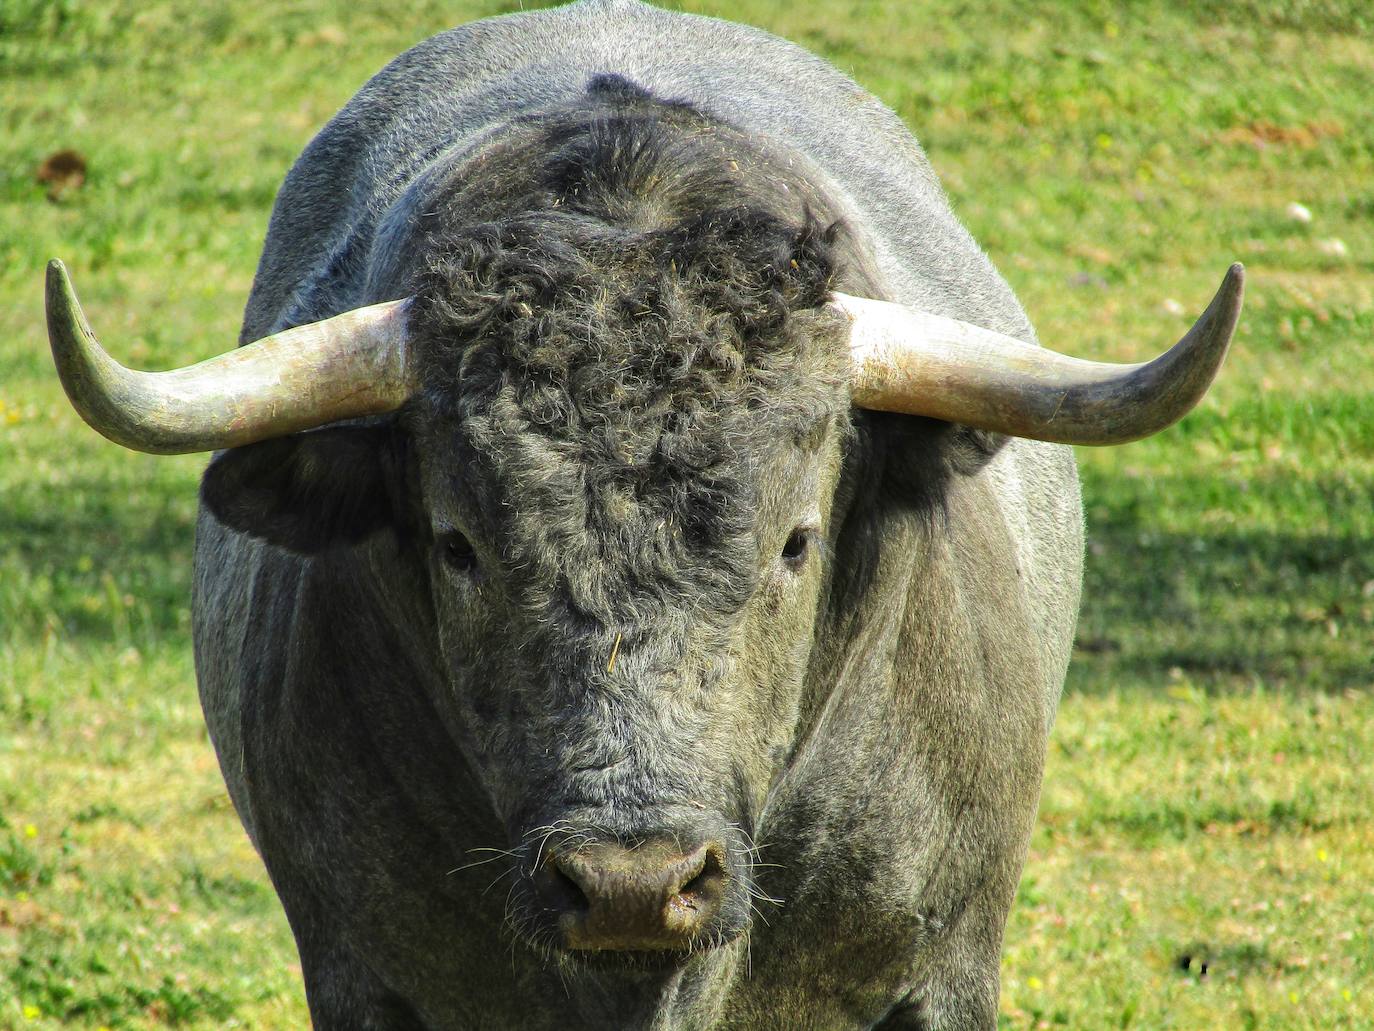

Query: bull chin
[{"left": 533, "top": 942, "right": 744, "bottom": 1031}]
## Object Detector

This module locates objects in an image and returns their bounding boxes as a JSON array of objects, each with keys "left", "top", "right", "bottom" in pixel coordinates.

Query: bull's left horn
[
  {"left": 45, "top": 259, "right": 415, "bottom": 454},
  {"left": 835, "top": 263, "right": 1244, "bottom": 446}
]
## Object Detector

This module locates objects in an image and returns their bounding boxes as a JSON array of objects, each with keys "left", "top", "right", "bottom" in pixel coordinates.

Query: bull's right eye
[
  {"left": 439, "top": 531, "right": 479, "bottom": 574},
  {"left": 781, "top": 527, "right": 813, "bottom": 567}
]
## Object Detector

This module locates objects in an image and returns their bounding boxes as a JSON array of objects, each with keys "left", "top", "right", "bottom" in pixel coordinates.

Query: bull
[{"left": 45, "top": 1, "right": 1243, "bottom": 1027}]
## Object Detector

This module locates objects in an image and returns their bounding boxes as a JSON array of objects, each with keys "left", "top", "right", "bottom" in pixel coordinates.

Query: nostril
[
  {"left": 675, "top": 845, "right": 725, "bottom": 904},
  {"left": 539, "top": 853, "right": 590, "bottom": 915},
  {"left": 555, "top": 861, "right": 588, "bottom": 909},
  {"left": 679, "top": 870, "right": 709, "bottom": 901}
]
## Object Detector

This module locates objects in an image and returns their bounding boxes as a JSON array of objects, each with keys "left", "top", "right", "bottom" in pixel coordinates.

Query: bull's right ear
[{"left": 200, "top": 424, "right": 412, "bottom": 554}]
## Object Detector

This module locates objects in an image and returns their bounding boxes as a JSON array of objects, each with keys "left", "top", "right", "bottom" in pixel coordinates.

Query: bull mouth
[{"left": 550, "top": 941, "right": 735, "bottom": 973}]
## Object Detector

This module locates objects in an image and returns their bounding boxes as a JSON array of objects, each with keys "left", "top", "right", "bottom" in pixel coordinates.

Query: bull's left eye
[
  {"left": 781, "top": 527, "right": 812, "bottom": 567},
  {"left": 438, "top": 531, "right": 479, "bottom": 574}
]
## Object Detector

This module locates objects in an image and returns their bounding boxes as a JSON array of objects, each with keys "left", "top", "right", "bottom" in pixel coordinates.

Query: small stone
[
  {"left": 1316, "top": 238, "right": 1348, "bottom": 257},
  {"left": 1285, "top": 202, "right": 1313, "bottom": 223},
  {"left": 1161, "top": 298, "right": 1185, "bottom": 316}
]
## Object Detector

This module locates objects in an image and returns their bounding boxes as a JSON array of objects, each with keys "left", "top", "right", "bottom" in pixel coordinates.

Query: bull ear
[
  {"left": 200, "top": 424, "right": 411, "bottom": 553},
  {"left": 942, "top": 425, "right": 1008, "bottom": 477}
]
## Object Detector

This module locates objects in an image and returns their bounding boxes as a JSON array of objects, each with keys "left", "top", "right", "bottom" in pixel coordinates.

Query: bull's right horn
[
  {"left": 45, "top": 259, "right": 416, "bottom": 454},
  {"left": 836, "top": 263, "right": 1244, "bottom": 446}
]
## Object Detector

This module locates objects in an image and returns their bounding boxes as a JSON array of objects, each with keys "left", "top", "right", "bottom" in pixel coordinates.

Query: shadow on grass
[
  {"left": 0, "top": 457, "right": 200, "bottom": 649},
  {"left": 1070, "top": 510, "right": 1372, "bottom": 695},
  {"left": 1175, "top": 941, "right": 1278, "bottom": 980}
]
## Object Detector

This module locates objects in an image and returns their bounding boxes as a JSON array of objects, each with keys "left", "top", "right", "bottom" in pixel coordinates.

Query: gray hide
[{"left": 193, "top": 1, "right": 1084, "bottom": 1027}]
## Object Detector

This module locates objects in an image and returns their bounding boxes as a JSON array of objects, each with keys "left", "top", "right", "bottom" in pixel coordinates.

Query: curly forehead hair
[{"left": 404, "top": 80, "right": 852, "bottom": 623}]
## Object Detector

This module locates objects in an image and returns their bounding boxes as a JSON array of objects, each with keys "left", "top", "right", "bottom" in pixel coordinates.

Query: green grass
[{"left": 1, "top": 1, "right": 1370, "bottom": 1027}]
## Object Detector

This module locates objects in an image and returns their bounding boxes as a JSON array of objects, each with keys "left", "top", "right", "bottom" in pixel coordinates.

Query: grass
[{"left": 1, "top": 0, "right": 1370, "bottom": 1027}]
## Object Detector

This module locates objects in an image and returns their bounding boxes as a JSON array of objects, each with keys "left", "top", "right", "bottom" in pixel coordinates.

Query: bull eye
[
  {"left": 438, "top": 531, "right": 479, "bottom": 574},
  {"left": 780, "top": 527, "right": 812, "bottom": 568}
]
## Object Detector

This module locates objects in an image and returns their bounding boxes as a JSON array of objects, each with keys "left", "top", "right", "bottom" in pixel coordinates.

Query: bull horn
[
  {"left": 835, "top": 263, "right": 1244, "bottom": 446},
  {"left": 45, "top": 259, "right": 415, "bottom": 454}
]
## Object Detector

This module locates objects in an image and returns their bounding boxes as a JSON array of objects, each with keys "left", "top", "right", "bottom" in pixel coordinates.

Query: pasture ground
[{"left": 1, "top": 1, "right": 1370, "bottom": 1027}]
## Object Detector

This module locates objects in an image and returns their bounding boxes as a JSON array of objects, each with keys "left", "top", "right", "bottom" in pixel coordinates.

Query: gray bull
[{"left": 45, "top": 1, "right": 1243, "bottom": 1027}]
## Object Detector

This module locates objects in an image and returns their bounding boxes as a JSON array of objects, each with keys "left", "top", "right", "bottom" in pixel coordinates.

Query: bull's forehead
[
  {"left": 423, "top": 373, "right": 834, "bottom": 628},
  {"left": 405, "top": 199, "right": 850, "bottom": 624}
]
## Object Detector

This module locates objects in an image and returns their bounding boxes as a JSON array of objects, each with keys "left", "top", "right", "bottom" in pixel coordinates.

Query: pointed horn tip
[
  {"left": 46, "top": 259, "right": 66, "bottom": 305},
  {"left": 46, "top": 258, "right": 73, "bottom": 298},
  {"left": 1204, "top": 261, "right": 1246, "bottom": 346},
  {"left": 46, "top": 257, "right": 102, "bottom": 370},
  {"left": 1213, "top": 262, "right": 1245, "bottom": 320},
  {"left": 1223, "top": 261, "right": 1245, "bottom": 301},
  {"left": 45, "top": 258, "right": 86, "bottom": 331}
]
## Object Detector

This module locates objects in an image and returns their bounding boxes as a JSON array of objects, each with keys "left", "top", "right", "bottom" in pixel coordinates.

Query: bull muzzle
[{"left": 536, "top": 838, "right": 731, "bottom": 952}]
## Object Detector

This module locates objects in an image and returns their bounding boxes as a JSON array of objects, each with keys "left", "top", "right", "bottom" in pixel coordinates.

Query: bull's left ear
[
  {"left": 943, "top": 425, "right": 1008, "bottom": 477},
  {"left": 200, "top": 424, "right": 412, "bottom": 553}
]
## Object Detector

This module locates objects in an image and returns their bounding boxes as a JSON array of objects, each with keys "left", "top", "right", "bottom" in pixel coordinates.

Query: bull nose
[{"left": 538, "top": 839, "right": 729, "bottom": 951}]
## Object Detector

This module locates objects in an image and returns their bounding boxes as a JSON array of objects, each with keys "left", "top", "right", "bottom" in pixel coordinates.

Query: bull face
[
  {"left": 411, "top": 401, "right": 845, "bottom": 960},
  {"left": 398, "top": 208, "right": 853, "bottom": 962}
]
